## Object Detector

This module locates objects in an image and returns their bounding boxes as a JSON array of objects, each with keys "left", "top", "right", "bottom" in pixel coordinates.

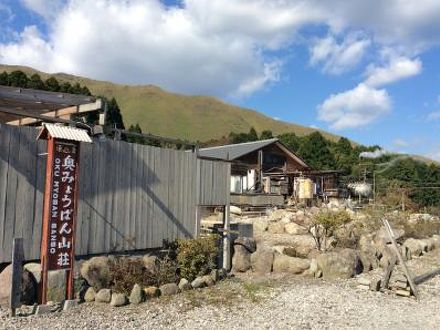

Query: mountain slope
[{"left": 0, "top": 64, "right": 342, "bottom": 142}]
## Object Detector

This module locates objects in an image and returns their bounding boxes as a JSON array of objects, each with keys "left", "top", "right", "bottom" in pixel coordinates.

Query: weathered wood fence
[{"left": 0, "top": 124, "right": 230, "bottom": 263}]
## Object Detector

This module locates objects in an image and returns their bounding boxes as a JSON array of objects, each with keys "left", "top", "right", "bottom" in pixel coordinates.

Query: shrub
[
  {"left": 108, "top": 257, "right": 156, "bottom": 294},
  {"left": 177, "top": 235, "right": 220, "bottom": 282},
  {"left": 310, "top": 210, "right": 351, "bottom": 251}
]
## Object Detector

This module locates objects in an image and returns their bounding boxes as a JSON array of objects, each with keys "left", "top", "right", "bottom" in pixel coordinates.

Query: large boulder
[
  {"left": 80, "top": 256, "right": 112, "bottom": 290},
  {"left": 316, "top": 249, "right": 362, "bottom": 279},
  {"left": 404, "top": 238, "right": 423, "bottom": 257},
  {"left": 232, "top": 245, "right": 251, "bottom": 272},
  {"left": 375, "top": 226, "right": 405, "bottom": 244},
  {"left": 251, "top": 247, "right": 274, "bottom": 274},
  {"left": 0, "top": 264, "right": 38, "bottom": 307},
  {"left": 23, "top": 263, "right": 68, "bottom": 302},
  {"left": 144, "top": 286, "right": 160, "bottom": 299},
  {"left": 268, "top": 222, "right": 285, "bottom": 234},
  {"left": 272, "top": 254, "right": 311, "bottom": 274},
  {"left": 284, "top": 222, "right": 308, "bottom": 235},
  {"left": 264, "top": 234, "right": 316, "bottom": 258},
  {"left": 253, "top": 219, "right": 268, "bottom": 234},
  {"left": 178, "top": 278, "right": 192, "bottom": 291},
  {"left": 234, "top": 237, "right": 257, "bottom": 253}
]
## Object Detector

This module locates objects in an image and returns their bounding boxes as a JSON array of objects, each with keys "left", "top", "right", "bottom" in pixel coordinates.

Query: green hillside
[{"left": 0, "top": 64, "right": 342, "bottom": 142}]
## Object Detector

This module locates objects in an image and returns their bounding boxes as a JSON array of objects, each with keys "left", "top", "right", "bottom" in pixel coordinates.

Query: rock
[
  {"left": 218, "top": 268, "right": 228, "bottom": 280},
  {"left": 253, "top": 219, "right": 268, "bottom": 233},
  {"left": 268, "top": 222, "right": 285, "bottom": 234},
  {"left": 359, "top": 251, "right": 376, "bottom": 272},
  {"left": 396, "top": 289, "right": 411, "bottom": 297},
  {"left": 210, "top": 269, "right": 219, "bottom": 282},
  {"left": 230, "top": 205, "right": 242, "bottom": 215},
  {"left": 24, "top": 263, "right": 41, "bottom": 284},
  {"left": 191, "top": 277, "right": 206, "bottom": 289},
  {"left": 284, "top": 222, "right": 308, "bottom": 235},
  {"left": 80, "top": 256, "right": 111, "bottom": 290},
  {"left": 95, "top": 289, "right": 112, "bottom": 303},
  {"left": 47, "top": 270, "right": 66, "bottom": 302},
  {"left": 272, "top": 254, "right": 311, "bottom": 274},
  {"left": 419, "top": 239, "right": 431, "bottom": 253},
  {"left": 159, "top": 283, "right": 179, "bottom": 296},
  {"left": 317, "top": 249, "right": 362, "bottom": 279},
  {"left": 0, "top": 264, "right": 38, "bottom": 307},
  {"left": 375, "top": 226, "right": 405, "bottom": 244},
  {"left": 142, "top": 255, "right": 158, "bottom": 274},
  {"left": 202, "top": 275, "right": 215, "bottom": 287},
  {"left": 63, "top": 300, "right": 78, "bottom": 311},
  {"left": 234, "top": 237, "right": 257, "bottom": 253},
  {"left": 303, "top": 259, "right": 318, "bottom": 277},
  {"left": 178, "top": 278, "right": 192, "bottom": 291},
  {"left": 369, "top": 278, "right": 381, "bottom": 291},
  {"left": 84, "top": 287, "right": 96, "bottom": 302},
  {"left": 431, "top": 235, "right": 440, "bottom": 249},
  {"left": 404, "top": 238, "right": 423, "bottom": 257},
  {"left": 110, "top": 293, "right": 127, "bottom": 307},
  {"left": 129, "top": 284, "right": 144, "bottom": 304},
  {"left": 251, "top": 247, "right": 274, "bottom": 274},
  {"left": 357, "top": 277, "right": 370, "bottom": 286},
  {"left": 144, "top": 286, "right": 160, "bottom": 299},
  {"left": 378, "top": 244, "right": 397, "bottom": 268},
  {"left": 232, "top": 245, "right": 251, "bottom": 272},
  {"left": 35, "top": 304, "right": 52, "bottom": 315}
]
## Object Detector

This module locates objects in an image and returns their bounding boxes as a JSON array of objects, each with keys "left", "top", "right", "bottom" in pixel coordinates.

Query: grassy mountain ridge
[{"left": 0, "top": 64, "right": 342, "bottom": 142}]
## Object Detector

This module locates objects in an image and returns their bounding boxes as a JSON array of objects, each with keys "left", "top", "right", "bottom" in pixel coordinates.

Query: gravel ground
[{"left": 1, "top": 249, "right": 440, "bottom": 330}]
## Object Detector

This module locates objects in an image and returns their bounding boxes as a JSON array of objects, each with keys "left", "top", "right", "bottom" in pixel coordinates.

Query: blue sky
[{"left": 0, "top": 0, "right": 439, "bottom": 160}]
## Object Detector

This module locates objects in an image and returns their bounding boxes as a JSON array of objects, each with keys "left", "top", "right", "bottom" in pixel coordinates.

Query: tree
[
  {"left": 27, "top": 73, "right": 45, "bottom": 90},
  {"left": 260, "top": 130, "right": 273, "bottom": 140},
  {"left": 45, "top": 77, "right": 60, "bottom": 92},
  {"left": 248, "top": 127, "right": 258, "bottom": 141},
  {"left": 59, "top": 82, "right": 73, "bottom": 93},
  {"left": 0, "top": 71, "right": 9, "bottom": 85},
  {"left": 8, "top": 70, "right": 28, "bottom": 87},
  {"left": 105, "top": 97, "right": 125, "bottom": 129},
  {"left": 297, "top": 132, "right": 336, "bottom": 170},
  {"left": 278, "top": 132, "right": 301, "bottom": 152}
]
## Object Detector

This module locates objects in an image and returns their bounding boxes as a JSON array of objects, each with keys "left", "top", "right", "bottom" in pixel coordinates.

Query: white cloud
[
  {"left": 20, "top": 0, "right": 64, "bottom": 19},
  {"left": 427, "top": 110, "right": 440, "bottom": 121},
  {"left": 317, "top": 83, "right": 391, "bottom": 130},
  {"left": 364, "top": 56, "right": 422, "bottom": 87},
  {"left": 309, "top": 33, "right": 370, "bottom": 74},
  {"left": 1, "top": 0, "right": 440, "bottom": 97}
]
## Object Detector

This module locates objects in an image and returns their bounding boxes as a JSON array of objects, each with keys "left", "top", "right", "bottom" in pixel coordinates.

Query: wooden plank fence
[{"left": 0, "top": 124, "right": 230, "bottom": 263}]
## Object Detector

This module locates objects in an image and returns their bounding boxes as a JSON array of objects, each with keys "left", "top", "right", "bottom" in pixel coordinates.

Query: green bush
[
  {"left": 177, "top": 235, "right": 220, "bottom": 282},
  {"left": 311, "top": 210, "right": 352, "bottom": 251}
]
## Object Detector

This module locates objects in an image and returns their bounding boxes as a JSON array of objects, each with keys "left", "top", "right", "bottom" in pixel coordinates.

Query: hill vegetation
[{"left": 0, "top": 64, "right": 341, "bottom": 142}]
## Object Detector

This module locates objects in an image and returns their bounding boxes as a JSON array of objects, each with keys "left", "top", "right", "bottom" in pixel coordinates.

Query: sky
[{"left": 0, "top": 0, "right": 439, "bottom": 160}]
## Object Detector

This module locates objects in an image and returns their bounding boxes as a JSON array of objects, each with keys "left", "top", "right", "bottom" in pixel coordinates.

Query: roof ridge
[{"left": 199, "top": 138, "right": 278, "bottom": 151}]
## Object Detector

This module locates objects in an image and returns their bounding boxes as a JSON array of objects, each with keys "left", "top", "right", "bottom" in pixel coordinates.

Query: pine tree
[
  {"left": 8, "top": 70, "right": 28, "bottom": 87},
  {"left": 105, "top": 97, "right": 125, "bottom": 129},
  {"left": 45, "top": 77, "right": 60, "bottom": 92},
  {"left": 260, "top": 130, "right": 273, "bottom": 140},
  {"left": 297, "top": 132, "right": 336, "bottom": 170}
]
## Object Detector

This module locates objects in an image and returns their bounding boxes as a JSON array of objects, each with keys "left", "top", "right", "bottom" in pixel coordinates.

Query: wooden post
[
  {"left": 222, "top": 204, "right": 231, "bottom": 270},
  {"left": 382, "top": 219, "right": 418, "bottom": 298},
  {"left": 9, "top": 238, "right": 24, "bottom": 317}
]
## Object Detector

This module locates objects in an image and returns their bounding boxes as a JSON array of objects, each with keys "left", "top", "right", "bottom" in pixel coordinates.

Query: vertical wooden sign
[{"left": 40, "top": 137, "right": 80, "bottom": 303}]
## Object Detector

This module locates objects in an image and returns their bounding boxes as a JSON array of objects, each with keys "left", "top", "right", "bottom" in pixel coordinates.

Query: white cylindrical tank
[{"left": 298, "top": 178, "right": 313, "bottom": 199}]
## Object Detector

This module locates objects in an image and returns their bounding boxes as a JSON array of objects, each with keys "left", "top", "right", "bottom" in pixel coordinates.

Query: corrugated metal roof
[
  {"left": 37, "top": 123, "right": 92, "bottom": 143},
  {"left": 198, "top": 138, "right": 279, "bottom": 160}
]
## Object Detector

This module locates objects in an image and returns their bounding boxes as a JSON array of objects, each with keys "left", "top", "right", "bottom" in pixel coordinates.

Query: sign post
[{"left": 37, "top": 124, "right": 92, "bottom": 303}]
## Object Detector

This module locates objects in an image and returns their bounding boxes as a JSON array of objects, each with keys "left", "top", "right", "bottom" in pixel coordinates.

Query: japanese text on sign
[{"left": 47, "top": 141, "right": 78, "bottom": 270}]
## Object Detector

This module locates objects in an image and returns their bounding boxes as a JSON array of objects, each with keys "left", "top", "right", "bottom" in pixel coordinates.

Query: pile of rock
[{"left": 81, "top": 267, "right": 227, "bottom": 307}]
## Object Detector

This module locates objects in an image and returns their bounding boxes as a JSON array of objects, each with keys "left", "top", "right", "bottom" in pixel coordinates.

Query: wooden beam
[
  {"left": 6, "top": 99, "right": 102, "bottom": 126},
  {"left": 414, "top": 268, "right": 440, "bottom": 285},
  {"left": 9, "top": 238, "right": 24, "bottom": 317}
]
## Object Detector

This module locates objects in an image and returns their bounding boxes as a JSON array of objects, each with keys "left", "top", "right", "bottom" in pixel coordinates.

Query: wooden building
[{"left": 198, "top": 138, "right": 340, "bottom": 206}]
